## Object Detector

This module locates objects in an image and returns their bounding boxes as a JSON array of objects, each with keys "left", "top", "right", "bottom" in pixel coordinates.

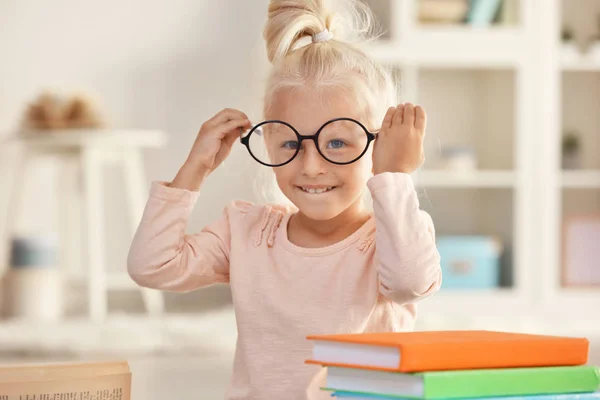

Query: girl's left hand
[{"left": 372, "top": 103, "right": 426, "bottom": 175}]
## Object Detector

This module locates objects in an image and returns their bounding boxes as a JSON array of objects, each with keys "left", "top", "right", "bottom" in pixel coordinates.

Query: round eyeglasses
[{"left": 240, "top": 117, "right": 377, "bottom": 167}]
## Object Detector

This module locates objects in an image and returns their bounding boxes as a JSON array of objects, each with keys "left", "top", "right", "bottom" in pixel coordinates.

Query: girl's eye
[
  {"left": 328, "top": 139, "right": 346, "bottom": 149},
  {"left": 282, "top": 141, "right": 299, "bottom": 150}
]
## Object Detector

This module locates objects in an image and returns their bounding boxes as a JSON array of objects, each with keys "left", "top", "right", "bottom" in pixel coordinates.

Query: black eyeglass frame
[{"left": 240, "top": 117, "right": 378, "bottom": 167}]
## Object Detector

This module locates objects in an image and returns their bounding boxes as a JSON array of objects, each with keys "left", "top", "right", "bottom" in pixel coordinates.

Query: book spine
[
  {"left": 0, "top": 373, "right": 131, "bottom": 400},
  {"left": 401, "top": 340, "right": 589, "bottom": 372},
  {"left": 333, "top": 392, "right": 600, "bottom": 400},
  {"left": 423, "top": 366, "right": 600, "bottom": 399}
]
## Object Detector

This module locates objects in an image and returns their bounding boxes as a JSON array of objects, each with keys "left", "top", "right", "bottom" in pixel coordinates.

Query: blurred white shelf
[
  {"left": 541, "top": 288, "right": 600, "bottom": 320},
  {"left": 72, "top": 273, "right": 138, "bottom": 290},
  {"left": 107, "top": 273, "right": 140, "bottom": 289},
  {"left": 562, "top": 60, "right": 600, "bottom": 72},
  {"left": 561, "top": 49, "right": 600, "bottom": 71},
  {"left": 367, "top": 28, "right": 525, "bottom": 68},
  {"left": 2, "top": 129, "right": 168, "bottom": 148},
  {"left": 557, "top": 287, "right": 600, "bottom": 299},
  {"left": 561, "top": 170, "right": 600, "bottom": 188},
  {"left": 413, "top": 170, "right": 516, "bottom": 188},
  {"left": 0, "top": 310, "right": 238, "bottom": 356},
  {"left": 418, "top": 288, "right": 524, "bottom": 316}
]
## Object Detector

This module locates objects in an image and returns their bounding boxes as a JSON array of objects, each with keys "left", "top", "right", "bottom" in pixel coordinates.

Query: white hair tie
[{"left": 312, "top": 29, "right": 334, "bottom": 43}]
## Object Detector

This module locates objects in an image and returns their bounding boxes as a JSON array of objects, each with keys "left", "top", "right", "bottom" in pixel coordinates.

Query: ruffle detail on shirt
[
  {"left": 358, "top": 232, "right": 376, "bottom": 252},
  {"left": 267, "top": 212, "right": 284, "bottom": 247},
  {"left": 357, "top": 220, "right": 377, "bottom": 252},
  {"left": 253, "top": 205, "right": 287, "bottom": 247},
  {"left": 253, "top": 206, "right": 272, "bottom": 246}
]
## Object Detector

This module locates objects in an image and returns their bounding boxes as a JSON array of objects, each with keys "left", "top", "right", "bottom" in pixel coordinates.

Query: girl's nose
[{"left": 299, "top": 141, "right": 327, "bottom": 177}]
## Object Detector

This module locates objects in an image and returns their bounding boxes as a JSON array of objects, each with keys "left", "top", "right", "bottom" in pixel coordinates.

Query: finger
[
  {"left": 218, "top": 108, "right": 249, "bottom": 122},
  {"left": 213, "top": 133, "right": 239, "bottom": 168},
  {"left": 207, "top": 108, "right": 249, "bottom": 126},
  {"left": 415, "top": 105, "right": 427, "bottom": 131},
  {"left": 404, "top": 103, "right": 415, "bottom": 126},
  {"left": 380, "top": 107, "right": 396, "bottom": 132},
  {"left": 217, "top": 118, "right": 252, "bottom": 138},
  {"left": 392, "top": 103, "right": 404, "bottom": 126},
  {"left": 223, "top": 129, "right": 239, "bottom": 149}
]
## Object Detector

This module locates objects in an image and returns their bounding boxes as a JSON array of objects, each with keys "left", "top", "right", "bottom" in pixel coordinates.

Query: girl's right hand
[
  {"left": 188, "top": 108, "right": 252, "bottom": 173},
  {"left": 170, "top": 108, "right": 252, "bottom": 191}
]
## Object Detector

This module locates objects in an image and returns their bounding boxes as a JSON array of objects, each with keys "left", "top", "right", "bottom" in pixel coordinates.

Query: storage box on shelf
[
  {"left": 419, "top": 188, "right": 515, "bottom": 289},
  {"left": 436, "top": 236, "right": 503, "bottom": 289},
  {"left": 561, "top": 216, "right": 600, "bottom": 290},
  {"left": 561, "top": 192, "right": 600, "bottom": 287}
]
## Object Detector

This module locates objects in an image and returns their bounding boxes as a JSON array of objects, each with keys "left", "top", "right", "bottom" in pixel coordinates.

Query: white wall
[{"left": 0, "top": 0, "right": 271, "bottom": 306}]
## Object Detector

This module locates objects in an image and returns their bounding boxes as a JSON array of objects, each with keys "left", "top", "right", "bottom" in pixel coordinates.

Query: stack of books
[{"left": 305, "top": 330, "right": 600, "bottom": 399}]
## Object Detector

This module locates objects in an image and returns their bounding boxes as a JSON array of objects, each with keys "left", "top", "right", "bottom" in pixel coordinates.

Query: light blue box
[{"left": 436, "top": 235, "right": 502, "bottom": 289}]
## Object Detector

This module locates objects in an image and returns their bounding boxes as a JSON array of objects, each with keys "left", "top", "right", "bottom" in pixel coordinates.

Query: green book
[{"left": 322, "top": 365, "right": 600, "bottom": 399}]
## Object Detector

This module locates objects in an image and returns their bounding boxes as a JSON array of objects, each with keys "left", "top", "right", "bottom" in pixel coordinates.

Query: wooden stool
[{"left": 1, "top": 129, "right": 167, "bottom": 321}]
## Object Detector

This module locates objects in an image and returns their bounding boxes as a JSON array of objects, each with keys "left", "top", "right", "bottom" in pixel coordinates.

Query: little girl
[{"left": 127, "top": 0, "right": 441, "bottom": 399}]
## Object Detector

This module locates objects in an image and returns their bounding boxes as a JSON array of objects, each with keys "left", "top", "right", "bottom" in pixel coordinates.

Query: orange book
[{"left": 305, "top": 330, "right": 589, "bottom": 372}]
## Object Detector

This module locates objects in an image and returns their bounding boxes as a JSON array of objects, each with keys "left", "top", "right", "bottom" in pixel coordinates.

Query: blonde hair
[{"left": 255, "top": 0, "right": 399, "bottom": 206}]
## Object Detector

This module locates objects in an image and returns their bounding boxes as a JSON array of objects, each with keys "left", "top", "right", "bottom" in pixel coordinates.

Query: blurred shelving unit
[
  {"left": 538, "top": 0, "right": 600, "bottom": 332},
  {"left": 360, "top": 0, "right": 600, "bottom": 332}
]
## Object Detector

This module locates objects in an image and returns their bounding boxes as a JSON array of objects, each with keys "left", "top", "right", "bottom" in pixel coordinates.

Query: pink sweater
[{"left": 127, "top": 172, "right": 442, "bottom": 400}]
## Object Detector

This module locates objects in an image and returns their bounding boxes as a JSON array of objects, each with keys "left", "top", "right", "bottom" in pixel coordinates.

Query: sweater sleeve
[
  {"left": 367, "top": 172, "right": 442, "bottom": 304},
  {"left": 127, "top": 181, "right": 235, "bottom": 292}
]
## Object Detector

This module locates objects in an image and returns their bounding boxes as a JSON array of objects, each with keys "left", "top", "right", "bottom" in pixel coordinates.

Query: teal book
[
  {"left": 466, "top": 0, "right": 502, "bottom": 26},
  {"left": 322, "top": 365, "right": 600, "bottom": 399}
]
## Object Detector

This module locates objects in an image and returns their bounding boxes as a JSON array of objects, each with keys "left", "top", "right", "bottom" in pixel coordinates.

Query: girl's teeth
[{"left": 302, "top": 187, "right": 333, "bottom": 194}]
